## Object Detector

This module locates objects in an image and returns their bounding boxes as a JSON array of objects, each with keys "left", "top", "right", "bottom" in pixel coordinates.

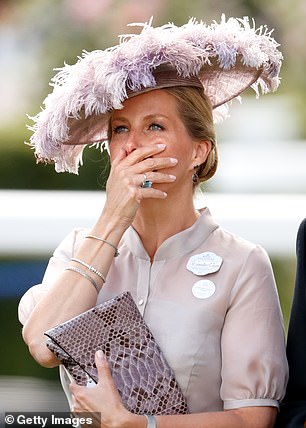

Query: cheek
[
  {"left": 108, "top": 137, "right": 123, "bottom": 160},
  {"left": 108, "top": 147, "right": 123, "bottom": 165},
  {"left": 167, "top": 135, "right": 194, "bottom": 161}
]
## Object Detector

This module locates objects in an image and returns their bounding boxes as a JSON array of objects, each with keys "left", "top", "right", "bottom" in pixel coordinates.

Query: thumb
[{"left": 95, "top": 350, "right": 112, "bottom": 385}]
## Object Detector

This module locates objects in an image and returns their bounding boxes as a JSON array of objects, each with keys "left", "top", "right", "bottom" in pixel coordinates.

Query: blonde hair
[{"left": 164, "top": 86, "right": 218, "bottom": 183}]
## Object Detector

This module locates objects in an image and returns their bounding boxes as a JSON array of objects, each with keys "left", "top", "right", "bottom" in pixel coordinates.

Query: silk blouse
[{"left": 18, "top": 208, "right": 288, "bottom": 412}]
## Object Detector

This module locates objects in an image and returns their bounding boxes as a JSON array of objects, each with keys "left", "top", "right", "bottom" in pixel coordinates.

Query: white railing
[{"left": 1, "top": 190, "right": 306, "bottom": 257}]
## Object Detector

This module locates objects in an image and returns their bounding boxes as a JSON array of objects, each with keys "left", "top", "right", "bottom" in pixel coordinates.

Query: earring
[{"left": 192, "top": 165, "right": 199, "bottom": 184}]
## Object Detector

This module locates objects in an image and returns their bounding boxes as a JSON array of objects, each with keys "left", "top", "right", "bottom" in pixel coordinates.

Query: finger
[
  {"left": 71, "top": 404, "right": 86, "bottom": 413},
  {"left": 70, "top": 392, "right": 77, "bottom": 408},
  {"left": 69, "top": 385, "right": 86, "bottom": 412},
  {"left": 70, "top": 396, "right": 84, "bottom": 414},
  {"left": 114, "top": 143, "right": 167, "bottom": 167},
  {"left": 111, "top": 157, "right": 177, "bottom": 189},
  {"left": 95, "top": 350, "right": 113, "bottom": 386},
  {"left": 136, "top": 187, "right": 168, "bottom": 201},
  {"left": 136, "top": 156, "right": 178, "bottom": 175},
  {"left": 111, "top": 147, "right": 128, "bottom": 166},
  {"left": 138, "top": 171, "right": 176, "bottom": 186}
]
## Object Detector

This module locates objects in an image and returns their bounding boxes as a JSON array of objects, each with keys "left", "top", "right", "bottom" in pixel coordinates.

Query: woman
[{"left": 19, "top": 17, "right": 287, "bottom": 428}]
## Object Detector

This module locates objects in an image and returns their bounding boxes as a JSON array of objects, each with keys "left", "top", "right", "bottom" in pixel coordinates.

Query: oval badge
[
  {"left": 192, "top": 280, "right": 216, "bottom": 299},
  {"left": 187, "top": 252, "right": 222, "bottom": 276}
]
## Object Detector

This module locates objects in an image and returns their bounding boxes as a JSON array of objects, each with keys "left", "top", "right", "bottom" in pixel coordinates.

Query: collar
[{"left": 123, "top": 208, "right": 219, "bottom": 261}]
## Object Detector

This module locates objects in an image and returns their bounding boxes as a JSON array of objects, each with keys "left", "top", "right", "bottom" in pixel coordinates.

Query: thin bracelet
[
  {"left": 144, "top": 415, "right": 157, "bottom": 428},
  {"left": 85, "top": 234, "right": 120, "bottom": 257},
  {"left": 71, "top": 257, "right": 106, "bottom": 283},
  {"left": 65, "top": 266, "right": 100, "bottom": 294}
]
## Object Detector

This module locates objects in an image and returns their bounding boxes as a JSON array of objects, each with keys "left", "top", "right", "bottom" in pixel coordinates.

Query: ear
[{"left": 190, "top": 140, "right": 212, "bottom": 170}]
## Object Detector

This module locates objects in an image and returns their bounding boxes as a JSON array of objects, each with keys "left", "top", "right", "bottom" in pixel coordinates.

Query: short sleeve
[
  {"left": 18, "top": 228, "right": 87, "bottom": 325},
  {"left": 220, "top": 245, "right": 288, "bottom": 410}
]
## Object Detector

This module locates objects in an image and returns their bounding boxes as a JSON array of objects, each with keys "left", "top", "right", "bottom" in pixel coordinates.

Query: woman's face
[{"left": 109, "top": 89, "right": 206, "bottom": 189}]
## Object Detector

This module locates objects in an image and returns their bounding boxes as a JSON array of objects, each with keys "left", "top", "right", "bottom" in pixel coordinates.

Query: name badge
[
  {"left": 192, "top": 280, "right": 216, "bottom": 299},
  {"left": 187, "top": 252, "right": 222, "bottom": 276}
]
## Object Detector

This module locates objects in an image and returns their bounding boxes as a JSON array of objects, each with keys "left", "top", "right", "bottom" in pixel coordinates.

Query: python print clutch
[{"left": 45, "top": 291, "right": 188, "bottom": 415}]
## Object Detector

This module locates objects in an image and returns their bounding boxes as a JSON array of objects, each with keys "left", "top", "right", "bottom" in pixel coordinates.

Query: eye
[
  {"left": 149, "top": 123, "right": 164, "bottom": 131},
  {"left": 112, "top": 125, "right": 128, "bottom": 134}
]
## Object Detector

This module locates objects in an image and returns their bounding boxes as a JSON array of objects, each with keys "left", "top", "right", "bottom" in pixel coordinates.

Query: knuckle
[
  {"left": 122, "top": 176, "right": 130, "bottom": 186},
  {"left": 117, "top": 170, "right": 131, "bottom": 186},
  {"left": 129, "top": 188, "right": 138, "bottom": 199},
  {"left": 116, "top": 168, "right": 125, "bottom": 179},
  {"left": 144, "top": 158, "right": 155, "bottom": 168}
]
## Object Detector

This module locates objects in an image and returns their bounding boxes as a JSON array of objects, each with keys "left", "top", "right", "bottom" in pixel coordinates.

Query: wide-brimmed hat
[{"left": 27, "top": 15, "right": 282, "bottom": 173}]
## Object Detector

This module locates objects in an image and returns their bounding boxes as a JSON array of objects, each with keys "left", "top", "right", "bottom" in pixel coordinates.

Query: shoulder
[
  {"left": 205, "top": 226, "right": 276, "bottom": 303},
  {"left": 211, "top": 223, "right": 271, "bottom": 267},
  {"left": 195, "top": 209, "right": 273, "bottom": 280},
  {"left": 198, "top": 208, "right": 269, "bottom": 264}
]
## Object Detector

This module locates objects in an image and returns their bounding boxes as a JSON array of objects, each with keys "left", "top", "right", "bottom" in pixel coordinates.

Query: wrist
[
  {"left": 118, "top": 411, "right": 146, "bottom": 428},
  {"left": 91, "top": 211, "right": 128, "bottom": 243},
  {"left": 92, "top": 210, "right": 131, "bottom": 240},
  {"left": 101, "top": 204, "right": 135, "bottom": 232}
]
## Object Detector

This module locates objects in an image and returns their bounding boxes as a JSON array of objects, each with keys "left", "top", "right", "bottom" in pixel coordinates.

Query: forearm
[
  {"left": 22, "top": 144, "right": 172, "bottom": 367},
  {"left": 22, "top": 212, "right": 126, "bottom": 367},
  {"left": 124, "top": 407, "right": 277, "bottom": 428}
]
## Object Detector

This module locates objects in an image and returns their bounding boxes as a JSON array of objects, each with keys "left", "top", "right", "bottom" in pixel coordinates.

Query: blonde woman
[{"left": 19, "top": 17, "right": 288, "bottom": 428}]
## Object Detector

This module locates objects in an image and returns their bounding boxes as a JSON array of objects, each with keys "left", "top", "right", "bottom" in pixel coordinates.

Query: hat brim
[
  {"left": 65, "top": 61, "right": 263, "bottom": 147},
  {"left": 199, "top": 61, "right": 263, "bottom": 108},
  {"left": 28, "top": 16, "right": 282, "bottom": 173}
]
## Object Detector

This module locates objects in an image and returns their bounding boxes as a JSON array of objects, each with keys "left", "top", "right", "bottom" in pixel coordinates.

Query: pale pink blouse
[{"left": 18, "top": 208, "right": 288, "bottom": 412}]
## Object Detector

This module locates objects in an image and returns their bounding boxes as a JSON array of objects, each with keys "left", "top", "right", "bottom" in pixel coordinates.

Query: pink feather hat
[{"left": 27, "top": 15, "right": 283, "bottom": 173}]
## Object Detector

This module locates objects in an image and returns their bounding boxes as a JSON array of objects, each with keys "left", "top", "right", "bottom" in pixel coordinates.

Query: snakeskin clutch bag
[{"left": 44, "top": 291, "right": 189, "bottom": 415}]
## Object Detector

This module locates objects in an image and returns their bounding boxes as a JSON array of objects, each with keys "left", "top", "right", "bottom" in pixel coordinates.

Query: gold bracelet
[{"left": 85, "top": 234, "right": 120, "bottom": 257}]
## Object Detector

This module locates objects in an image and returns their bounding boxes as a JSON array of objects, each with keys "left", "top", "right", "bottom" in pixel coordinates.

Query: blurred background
[{"left": 1, "top": 0, "right": 306, "bottom": 414}]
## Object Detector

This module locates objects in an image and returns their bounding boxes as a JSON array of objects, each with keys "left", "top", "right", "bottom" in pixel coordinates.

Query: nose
[{"left": 124, "top": 131, "right": 142, "bottom": 155}]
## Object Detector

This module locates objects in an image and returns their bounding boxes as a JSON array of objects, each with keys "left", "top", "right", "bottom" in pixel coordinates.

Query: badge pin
[
  {"left": 192, "top": 280, "right": 216, "bottom": 299},
  {"left": 187, "top": 251, "right": 222, "bottom": 276}
]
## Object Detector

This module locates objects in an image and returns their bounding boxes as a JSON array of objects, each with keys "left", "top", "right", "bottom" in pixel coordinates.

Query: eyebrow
[{"left": 111, "top": 114, "right": 170, "bottom": 122}]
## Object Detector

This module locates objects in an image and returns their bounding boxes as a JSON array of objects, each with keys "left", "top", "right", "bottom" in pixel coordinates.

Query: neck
[{"left": 132, "top": 190, "right": 199, "bottom": 261}]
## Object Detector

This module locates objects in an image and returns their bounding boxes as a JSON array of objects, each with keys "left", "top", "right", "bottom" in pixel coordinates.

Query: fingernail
[
  {"left": 169, "top": 175, "right": 176, "bottom": 180},
  {"left": 156, "top": 143, "right": 166, "bottom": 149},
  {"left": 96, "top": 350, "right": 104, "bottom": 361},
  {"left": 162, "top": 192, "right": 167, "bottom": 198},
  {"left": 170, "top": 158, "right": 178, "bottom": 164}
]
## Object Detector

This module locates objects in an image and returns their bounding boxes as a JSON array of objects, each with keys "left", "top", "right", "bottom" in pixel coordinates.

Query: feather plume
[{"left": 27, "top": 15, "right": 283, "bottom": 173}]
